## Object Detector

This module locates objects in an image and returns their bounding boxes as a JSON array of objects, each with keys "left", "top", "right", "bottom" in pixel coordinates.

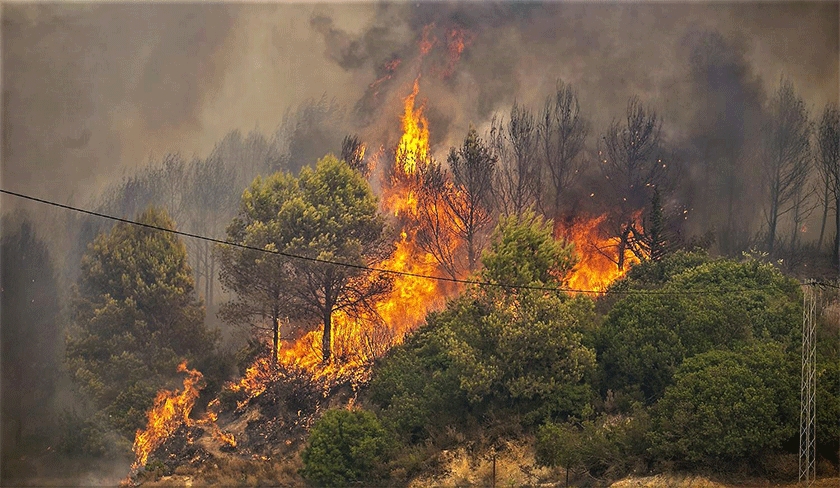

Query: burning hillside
[{"left": 126, "top": 70, "right": 645, "bottom": 483}]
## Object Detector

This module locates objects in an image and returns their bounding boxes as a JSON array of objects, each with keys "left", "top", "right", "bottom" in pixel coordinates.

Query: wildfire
[
  {"left": 201, "top": 399, "right": 236, "bottom": 448},
  {"left": 557, "top": 215, "right": 641, "bottom": 292},
  {"left": 395, "top": 77, "right": 429, "bottom": 175},
  {"left": 226, "top": 355, "right": 275, "bottom": 408},
  {"left": 268, "top": 77, "right": 450, "bottom": 382},
  {"left": 130, "top": 362, "right": 238, "bottom": 472},
  {"left": 131, "top": 361, "right": 204, "bottom": 470}
]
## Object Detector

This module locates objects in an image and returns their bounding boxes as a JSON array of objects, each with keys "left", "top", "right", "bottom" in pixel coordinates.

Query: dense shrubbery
[
  {"left": 300, "top": 409, "right": 391, "bottom": 486},
  {"left": 370, "top": 213, "right": 596, "bottom": 444},
  {"left": 357, "top": 243, "right": 831, "bottom": 484}
]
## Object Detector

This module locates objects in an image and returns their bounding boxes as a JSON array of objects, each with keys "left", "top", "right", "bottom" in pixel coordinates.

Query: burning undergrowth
[{"left": 125, "top": 355, "right": 361, "bottom": 485}]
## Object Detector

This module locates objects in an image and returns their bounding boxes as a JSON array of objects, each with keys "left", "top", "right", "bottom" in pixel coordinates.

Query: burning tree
[
  {"left": 412, "top": 127, "right": 496, "bottom": 279},
  {"left": 218, "top": 155, "right": 394, "bottom": 365},
  {"left": 599, "top": 96, "right": 669, "bottom": 269}
]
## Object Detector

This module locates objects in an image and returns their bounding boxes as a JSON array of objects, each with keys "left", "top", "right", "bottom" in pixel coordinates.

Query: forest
[{"left": 1, "top": 2, "right": 838, "bottom": 486}]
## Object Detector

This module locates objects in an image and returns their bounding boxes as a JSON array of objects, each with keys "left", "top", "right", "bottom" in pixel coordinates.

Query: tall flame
[
  {"left": 395, "top": 77, "right": 429, "bottom": 175},
  {"left": 270, "top": 77, "right": 449, "bottom": 381}
]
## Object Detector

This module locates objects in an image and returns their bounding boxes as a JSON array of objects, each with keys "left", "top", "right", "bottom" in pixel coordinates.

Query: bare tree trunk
[
  {"left": 835, "top": 199, "right": 840, "bottom": 266},
  {"left": 818, "top": 178, "right": 830, "bottom": 250},
  {"left": 322, "top": 307, "right": 332, "bottom": 363},
  {"left": 208, "top": 251, "right": 215, "bottom": 309},
  {"left": 272, "top": 308, "right": 280, "bottom": 369}
]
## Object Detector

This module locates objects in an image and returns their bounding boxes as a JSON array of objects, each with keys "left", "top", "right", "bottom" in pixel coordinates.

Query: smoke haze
[{"left": 3, "top": 2, "right": 836, "bottom": 207}]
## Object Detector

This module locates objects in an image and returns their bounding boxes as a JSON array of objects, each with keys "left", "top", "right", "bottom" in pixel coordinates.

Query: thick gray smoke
[{"left": 3, "top": 2, "right": 836, "bottom": 208}]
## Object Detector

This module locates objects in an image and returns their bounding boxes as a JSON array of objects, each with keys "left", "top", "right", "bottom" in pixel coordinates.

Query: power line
[{"left": 2, "top": 188, "right": 836, "bottom": 295}]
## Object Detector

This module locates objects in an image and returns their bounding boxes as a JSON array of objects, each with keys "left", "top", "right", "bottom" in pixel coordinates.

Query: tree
[
  {"left": 301, "top": 409, "right": 390, "bottom": 486},
  {"left": 340, "top": 133, "right": 370, "bottom": 177},
  {"left": 448, "top": 127, "right": 497, "bottom": 272},
  {"left": 414, "top": 127, "right": 497, "bottom": 278},
  {"left": 490, "top": 102, "right": 541, "bottom": 215},
  {"left": 66, "top": 207, "right": 217, "bottom": 435},
  {"left": 218, "top": 155, "right": 393, "bottom": 364},
  {"left": 183, "top": 153, "right": 238, "bottom": 310},
  {"left": 372, "top": 212, "right": 595, "bottom": 438},
  {"left": 538, "top": 80, "right": 589, "bottom": 217},
  {"left": 600, "top": 96, "right": 668, "bottom": 269},
  {"left": 760, "top": 77, "right": 812, "bottom": 256},
  {"left": 816, "top": 103, "right": 839, "bottom": 264},
  {"left": 1, "top": 214, "right": 62, "bottom": 468},
  {"left": 649, "top": 344, "right": 797, "bottom": 465}
]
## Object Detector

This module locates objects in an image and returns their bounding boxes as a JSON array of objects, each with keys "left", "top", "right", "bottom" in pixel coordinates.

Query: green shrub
[
  {"left": 301, "top": 409, "right": 390, "bottom": 486},
  {"left": 648, "top": 344, "right": 797, "bottom": 466}
]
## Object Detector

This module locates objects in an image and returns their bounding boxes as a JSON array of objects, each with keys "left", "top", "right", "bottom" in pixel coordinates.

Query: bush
[
  {"left": 536, "top": 409, "right": 650, "bottom": 481},
  {"left": 648, "top": 344, "right": 797, "bottom": 466},
  {"left": 597, "top": 258, "right": 801, "bottom": 403},
  {"left": 301, "top": 409, "right": 390, "bottom": 486}
]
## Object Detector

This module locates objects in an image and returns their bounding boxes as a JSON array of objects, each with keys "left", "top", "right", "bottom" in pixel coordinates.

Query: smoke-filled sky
[{"left": 2, "top": 1, "right": 838, "bottom": 207}]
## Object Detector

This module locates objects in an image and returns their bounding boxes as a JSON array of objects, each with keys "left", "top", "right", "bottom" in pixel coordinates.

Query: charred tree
[
  {"left": 341, "top": 134, "right": 370, "bottom": 178},
  {"left": 816, "top": 104, "right": 840, "bottom": 263},
  {"left": 490, "top": 102, "right": 540, "bottom": 216},
  {"left": 760, "top": 78, "right": 812, "bottom": 256},
  {"left": 447, "top": 127, "right": 497, "bottom": 272},
  {"left": 600, "top": 96, "right": 668, "bottom": 269},
  {"left": 538, "top": 80, "right": 589, "bottom": 217}
]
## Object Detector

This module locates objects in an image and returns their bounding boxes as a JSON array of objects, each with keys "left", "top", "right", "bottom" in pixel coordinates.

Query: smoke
[{"left": 4, "top": 2, "right": 835, "bottom": 208}]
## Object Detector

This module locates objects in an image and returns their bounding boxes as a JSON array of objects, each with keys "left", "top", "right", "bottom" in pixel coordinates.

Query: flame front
[
  {"left": 131, "top": 361, "right": 203, "bottom": 470},
  {"left": 557, "top": 215, "right": 641, "bottom": 292}
]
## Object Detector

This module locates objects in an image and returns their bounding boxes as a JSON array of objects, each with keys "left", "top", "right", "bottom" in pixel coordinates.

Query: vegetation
[
  {"left": 218, "top": 155, "right": 393, "bottom": 363},
  {"left": 301, "top": 409, "right": 390, "bottom": 486},
  {"left": 65, "top": 207, "right": 218, "bottom": 437},
  {"left": 1, "top": 214, "right": 63, "bottom": 476}
]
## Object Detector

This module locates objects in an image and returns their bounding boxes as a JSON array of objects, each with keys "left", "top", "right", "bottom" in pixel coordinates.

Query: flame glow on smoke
[{"left": 274, "top": 75, "right": 448, "bottom": 380}]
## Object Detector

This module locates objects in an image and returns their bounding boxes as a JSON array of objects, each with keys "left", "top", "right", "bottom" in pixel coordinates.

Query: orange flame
[
  {"left": 395, "top": 77, "right": 429, "bottom": 175},
  {"left": 200, "top": 399, "right": 236, "bottom": 448},
  {"left": 131, "top": 362, "right": 203, "bottom": 469},
  {"left": 226, "top": 355, "right": 275, "bottom": 409},
  {"left": 559, "top": 215, "right": 641, "bottom": 292},
  {"left": 267, "top": 78, "right": 451, "bottom": 383},
  {"left": 420, "top": 23, "right": 437, "bottom": 55}
]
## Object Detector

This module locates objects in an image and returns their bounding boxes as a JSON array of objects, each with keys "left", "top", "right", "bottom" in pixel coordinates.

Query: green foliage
[
  {"left": 613, "top": 250, "right": 711, "bottom": 289},
  {"left": 66, "top": 207, "right": 218, "bottom": 436},
  {"left": 816, "top": 356, "right": 840, "bottom": 460},
  {"left": 300, "top": 409, "right": 390, "bottom": 486},
  {"left": 597, "top": 257, "right": 801, "bottom": 402},
  {"left": 480, "top": 210, "right": 576, "bottom": 287},
  {"left": 371, "top": 213, "right": 595, "bottom": 443},
  {"left": 536, "top": 409, "right": 650, "bottom": 479},
  {"left": 648, "top": 344, "right": 797, "bottom": 465},
  {"left": 219, "top": 154, "right": 392, "bottom": 362}
]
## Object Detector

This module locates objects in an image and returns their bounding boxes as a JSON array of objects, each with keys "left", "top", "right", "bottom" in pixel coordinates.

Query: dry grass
[
  {"left": 139, "top": 456, "right": 304, "bottom": 487},
  {"left": 610, "top": 475, "right": 840, "bottom": 488},
  {"left": 408, "top": 438, "right": 564, "bottom": 487}
]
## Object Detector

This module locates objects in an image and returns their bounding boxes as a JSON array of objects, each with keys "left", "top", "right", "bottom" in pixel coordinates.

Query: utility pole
[{"left": 799, "top": 280, "right": 819, "bottom": 486}]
